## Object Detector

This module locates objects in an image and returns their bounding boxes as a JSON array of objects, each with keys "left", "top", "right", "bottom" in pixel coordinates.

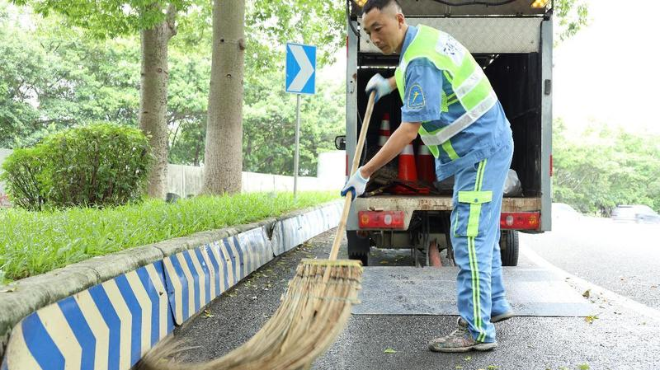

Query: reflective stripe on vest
[{"left": 395, "top": 25, "right": 497, "bottom": 156}]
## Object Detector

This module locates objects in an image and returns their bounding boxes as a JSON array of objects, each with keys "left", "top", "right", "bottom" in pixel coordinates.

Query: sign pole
[
  {"left": 285, "top": 43, "right": 315, "bottom": 202},
  {"left": 294, "top": 94, "right": 301, "bottom": 201}
]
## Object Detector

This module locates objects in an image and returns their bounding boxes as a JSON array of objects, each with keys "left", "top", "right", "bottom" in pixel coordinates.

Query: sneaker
[
  {"left": 492, "top": 311, "right": 514, "bottom": 323},
  {"left": 428, "top": 318, "right": 498, "bottom": 353}
]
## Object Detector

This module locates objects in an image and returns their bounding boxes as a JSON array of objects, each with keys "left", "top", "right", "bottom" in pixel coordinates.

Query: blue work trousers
[{"left": 450, "top": 137, "right": 514, "bottom": 343}]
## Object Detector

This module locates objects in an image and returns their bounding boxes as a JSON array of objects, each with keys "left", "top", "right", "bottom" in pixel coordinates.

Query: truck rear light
[
  {"left": 500, "top": 212, "right": 540, "bottom": 230},
  {"left": 358, "top": 211, "right": 405, "bottom": 229}
]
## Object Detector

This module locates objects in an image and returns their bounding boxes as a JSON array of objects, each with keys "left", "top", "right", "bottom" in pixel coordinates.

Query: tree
[
  {"left": 0, "top": 4, "right": 141, "bottom": 148},
  {"left": 138, "top": 3, "right": 177, "bottom": 198},
  {"left": 553, "top": 120, "right": 660, "bottom": 215},
  {"left": 200, "top": 0, "right": 345, "bottom": 194},
  {"left": 201, "top": 0, "right": 246, "bottom": 195},
  {"left": 12, "top": 0, "right": 193, "bottom": 198},
  {"left": 554, "top": 0, "right": 590, "bottom": 42},
  {"left": 242, "top": 72, "right": 343, "bottom": 177}
]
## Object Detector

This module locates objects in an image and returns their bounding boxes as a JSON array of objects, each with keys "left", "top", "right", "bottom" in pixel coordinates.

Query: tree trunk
[
  {"left": 139, "top": 4, "right": 176, "bottom": 199},
  {"left": 202, "top": 0, "right": 245, "bottom": 195}
]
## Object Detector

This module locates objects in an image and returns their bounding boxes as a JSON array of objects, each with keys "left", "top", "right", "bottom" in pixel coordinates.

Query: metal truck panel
[
  {"left": 540, "top": 19, "right": 553, "bottom": 231},
  {"left": 346, "top": 19, "right": 360, "bottom": 230},
  {"left": 359, "top": 17, "right": 543, "bottom": 54}
]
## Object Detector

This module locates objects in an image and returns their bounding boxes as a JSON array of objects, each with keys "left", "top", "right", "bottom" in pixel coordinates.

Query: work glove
[
  {"left": 340, "top": 167, "right": 370, "bottom": 200},
  {"left": 365, "top": 73, "right": 393, "bottom": 102}
]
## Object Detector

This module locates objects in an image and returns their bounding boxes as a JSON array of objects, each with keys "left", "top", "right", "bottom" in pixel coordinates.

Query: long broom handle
[{"left": 328, "top": 91, "right": 376, "bottom": 261}]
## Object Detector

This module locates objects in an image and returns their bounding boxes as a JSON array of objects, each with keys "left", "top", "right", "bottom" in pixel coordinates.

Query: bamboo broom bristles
[
  {"left": 139, "top": 260, "right": 362, "bottom": 370},
  {"left": 139, "top": 92, "right": 377, "bottom": 370}
]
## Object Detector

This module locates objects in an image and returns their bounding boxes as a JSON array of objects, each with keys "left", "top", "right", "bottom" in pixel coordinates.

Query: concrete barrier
[{"left": 0, "top": 201, "right": 343, "bottom": 369}]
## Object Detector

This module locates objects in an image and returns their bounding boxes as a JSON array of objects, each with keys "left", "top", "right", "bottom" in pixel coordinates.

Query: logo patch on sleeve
[{"left": 407, "top": 84, "right": 425, "bottom": 109}]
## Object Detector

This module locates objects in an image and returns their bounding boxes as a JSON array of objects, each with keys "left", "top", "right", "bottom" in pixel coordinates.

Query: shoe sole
[
  {"left": 457, "top": 312, "right": 514, "bottom": 327},
  {"left": 429, "top": 342, "right": 498, "bottom": 353},
  {"left": 491, "top": 312, "right": 514, "bottom": 323}
]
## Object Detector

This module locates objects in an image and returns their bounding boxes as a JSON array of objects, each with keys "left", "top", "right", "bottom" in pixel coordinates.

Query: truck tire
[
  {"left": 347, "top": 230, "right": 370, "bottom": 266},
  {"left": 499, "top": 230, "right": 519, "bottom": 266}
]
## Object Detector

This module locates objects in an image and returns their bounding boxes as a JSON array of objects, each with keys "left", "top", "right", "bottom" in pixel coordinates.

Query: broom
[{"left": 139, "top": 91, "right": 377, "bottom": 370}]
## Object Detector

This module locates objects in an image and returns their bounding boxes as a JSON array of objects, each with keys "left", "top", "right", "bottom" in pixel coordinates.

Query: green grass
[{"left": 0, "top": 191, "right": 339, "bottom": 284}]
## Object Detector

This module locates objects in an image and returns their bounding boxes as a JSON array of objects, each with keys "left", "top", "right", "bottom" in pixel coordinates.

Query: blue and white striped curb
[
  {"left": 271, "top": 202, "right": 341, "bottom": 256},
  {"left": 0, "top": 201, "right": 342, "bottom": 370}
]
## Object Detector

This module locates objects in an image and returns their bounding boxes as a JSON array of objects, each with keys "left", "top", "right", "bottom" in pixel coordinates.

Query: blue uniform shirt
[{"left": 399, "top": 25, "right": 513, "bottom": 181}]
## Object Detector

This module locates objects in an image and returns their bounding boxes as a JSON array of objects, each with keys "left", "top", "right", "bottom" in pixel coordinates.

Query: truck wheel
[
  {"left": 499, "top": 230, "right": 519, "bottom": 266},
  {"left": 347, "top": 230, "right": 370, "bottom": 266}
]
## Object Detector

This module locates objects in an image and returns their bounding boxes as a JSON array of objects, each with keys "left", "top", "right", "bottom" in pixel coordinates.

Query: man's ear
[{"left": 396, "top": 12, "right": 405, "bottom": 28}]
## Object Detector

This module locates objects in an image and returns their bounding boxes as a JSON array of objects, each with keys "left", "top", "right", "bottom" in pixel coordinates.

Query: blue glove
[
  {"left": 365, "top": 73, "right": 393, "bottom": 102},
  {"left": 341, "top": 167, "right": 370, "bottom": 200}
]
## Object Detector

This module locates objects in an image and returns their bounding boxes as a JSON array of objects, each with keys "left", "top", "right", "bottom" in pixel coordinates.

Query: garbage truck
[{"left": 339, "top": 0, "right": 553, "bottom": 266}]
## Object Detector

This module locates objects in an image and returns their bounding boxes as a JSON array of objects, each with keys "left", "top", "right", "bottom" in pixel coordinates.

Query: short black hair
[{"left": 362, "top": 0, "right": 402, "bottom": 15}]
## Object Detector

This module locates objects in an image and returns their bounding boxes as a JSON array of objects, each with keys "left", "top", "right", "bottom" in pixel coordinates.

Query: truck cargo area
[{"left": 355, "top": 52, "right": 544, "bottom": 210}]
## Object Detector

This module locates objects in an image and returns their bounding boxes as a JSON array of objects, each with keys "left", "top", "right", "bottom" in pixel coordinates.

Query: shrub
[
  {"left": 1, "top": 123, "right": 153, "bottom": 210},
  {"left": 0, "top": 146, "right": 48, "bottom": 211}
]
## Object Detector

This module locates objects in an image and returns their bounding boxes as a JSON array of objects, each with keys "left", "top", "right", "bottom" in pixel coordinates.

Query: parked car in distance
[{"left": 612, "top": 205, "right": 660, "bottom": 224}]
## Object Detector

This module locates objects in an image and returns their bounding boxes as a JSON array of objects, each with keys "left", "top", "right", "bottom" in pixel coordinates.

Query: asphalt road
[
  {"left": 522, "top": 216, "right": 660, "bottom": 310},
  {"left": 156, "top": 217, "right": 660, "bottom": 370}
]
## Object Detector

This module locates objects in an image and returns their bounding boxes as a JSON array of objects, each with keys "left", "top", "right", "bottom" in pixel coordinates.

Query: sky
[
  {"left": 553, "top": 0, "right": 660, "bottom": 135},
  {"left": 320, "top": 0, "right": 660, "bottom": 135}
]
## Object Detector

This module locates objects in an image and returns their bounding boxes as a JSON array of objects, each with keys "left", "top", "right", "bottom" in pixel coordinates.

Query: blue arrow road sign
[{"left": 286, "top": 43, "right": 316, "bottom": 95}]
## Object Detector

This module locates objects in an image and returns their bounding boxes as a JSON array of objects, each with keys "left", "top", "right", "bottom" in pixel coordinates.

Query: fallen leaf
[
  {"left": 578, "top": 364, "right": 590, "bottom": 370},
  {"left": 383, "top": 348, "right": 397, "bottom": 354},
  {"left": 455, "top": 366, "right": 463, "bottom": 369},
  {"left": 202, "top": 310, "right": 214, "bottom": 318},
  {"left": 585, "top": 315, "right": 599, "bottom": 324},
  {"left": 582, "top": 289, "right": 591, "bottom": 299},
  {"left": 464, "top": 356, "right": 472, "bottom": 362},
  {"left": 0, "top": 286, "right": 16, "bottom": 293},
  {"left": 487, "top": 366, "right": 499, "bottom": 370}
]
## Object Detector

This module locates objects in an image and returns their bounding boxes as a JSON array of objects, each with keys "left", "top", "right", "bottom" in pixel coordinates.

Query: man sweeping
[{"left": 341, "top": 0, "right": 515, "bottom": 353}]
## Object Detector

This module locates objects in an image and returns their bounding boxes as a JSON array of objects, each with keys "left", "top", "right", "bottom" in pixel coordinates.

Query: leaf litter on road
[{"left": 585, "top": 315, "right": 599, "bottom": 324}]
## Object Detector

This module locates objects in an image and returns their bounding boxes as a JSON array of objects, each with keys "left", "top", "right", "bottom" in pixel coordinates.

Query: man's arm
[{"left": 359, "top": 121, "right": 421, "bottom": 179}]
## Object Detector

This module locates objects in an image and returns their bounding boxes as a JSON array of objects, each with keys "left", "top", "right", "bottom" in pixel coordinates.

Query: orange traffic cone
[
  {"left": 428, "top": 239, "right": 442, "bottom": 267},
  {"left": 398, "top": 142, "right": 418, "bottom": 181},
  {"left": 378, "top": 113, "right": 391, "bottom": 147},
  {"left": 416, "top": 144, "right": 436, "bottom": 183}
]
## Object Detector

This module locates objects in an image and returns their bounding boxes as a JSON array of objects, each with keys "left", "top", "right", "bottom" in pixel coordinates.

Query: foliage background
[
  {"left": 552, "top": 119, "right": 660, "bottom": 215},
  {"left": 2, "top": 0, "right": 658, "bottom": 214}
]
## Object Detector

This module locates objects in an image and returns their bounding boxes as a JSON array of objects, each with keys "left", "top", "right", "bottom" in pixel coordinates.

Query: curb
[{"left": 0, "top": 200, "right": 342, "bottom": 369}]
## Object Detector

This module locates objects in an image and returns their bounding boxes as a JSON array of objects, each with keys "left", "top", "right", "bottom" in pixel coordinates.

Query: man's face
[{"left": 363, "top": 5, "right": 405, "bottom": 55}]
